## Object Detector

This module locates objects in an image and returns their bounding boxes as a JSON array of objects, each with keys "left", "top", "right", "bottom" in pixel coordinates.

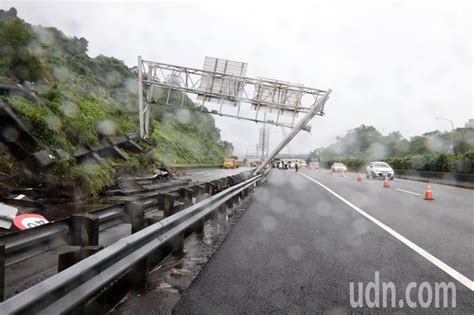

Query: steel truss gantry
[
  {"left": 137, "top": 56, "right": 330, "bottom": 139},
  {"left": 137, "top": 56, "right": 331, "bottom": 173}
]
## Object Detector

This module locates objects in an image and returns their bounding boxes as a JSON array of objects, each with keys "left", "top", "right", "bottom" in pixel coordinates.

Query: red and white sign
[{"left": 13, "top": 214, "right": 49, "bottom": 230}]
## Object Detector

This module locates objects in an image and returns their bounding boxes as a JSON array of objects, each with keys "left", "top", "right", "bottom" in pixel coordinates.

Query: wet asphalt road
[
  {"left": 182, "top": 167, "right": 254, "bottom": 184},
  {"left": 174, "top": 169, "right": 473, "bottom": 313}
]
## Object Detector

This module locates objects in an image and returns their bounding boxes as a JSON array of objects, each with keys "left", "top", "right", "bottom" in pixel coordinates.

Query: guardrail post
[
  {"left": 172, "top": 201, "right": 185, "bottom": 215},
  {"left": 251, "top": 181, "right": 257, "bottom": 190},
  {"left": 196, "top": 185, "right": 207, "bottom": 202},
  {"left": 218, "top": 203, "right": 227, "bottom": 216},
  {"left": 234, "top": 192, "right": 241, "bottom": 206},
  {"left": 171, "top": 233, "right": 184, "bottom": 256},
  {"left": 222, "top": 178, "right": 230, "bottom": 189},
  {"left": 205, "top": 182, "right": 216, "bottom": 196},
  {"left": 0, "top": 245, "right": 5, "bottom": 302},
  {"left": 226, "top": 196, "right": 234, "bottom": 212},
  {"left": 227, "top": 176, "right": 235, "bottom": 188},
  {"left": 194, "top": 218, "right": 205, "bottom": 237},
  {"left": 158, "top": 193, "right": 176, "bottom": 217},
  {"left": 216, "top": 179, "right": 225, "bottom": 192},
  {"left": 210, "top": 180, "right": 219, "bottom": 194},
  {"left": 70, "top": 214, "right": 99, "bottom": 246},
  {"left": 179, "top": 187, "right": 193, "bottom": 207},
  {"left": 210, "top": 208, "right": 219, "bottom": 222},
  {"left": 128, "top": 256, "right": 150, "bottom": 292},
  {"left": 125, "top": 201, "right": 145, "bottom": 234},
  {"left": 58, "top": 245, "right": 104, "bottom": 272}
]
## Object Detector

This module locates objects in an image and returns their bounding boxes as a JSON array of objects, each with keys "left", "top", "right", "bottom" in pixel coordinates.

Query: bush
[
  {"left": 69, "top": 164, "right": 115, "bottom": 199},
  {"left": 321, "top": 158, "right": 365, "bottom": 170},
  {"left": 385, "top": 151, "right": 473, "bottom": 174}
]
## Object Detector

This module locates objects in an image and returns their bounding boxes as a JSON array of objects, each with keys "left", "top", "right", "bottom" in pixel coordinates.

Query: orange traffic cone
[
  {"left": 357, "top": 173, "right": 363, "bottom": 181},
  {"left": 383, "top": 175, "right": 390, "bottom": 188},
  {"left": 424, "top": 180, "right": 434, "bottom": 200}
]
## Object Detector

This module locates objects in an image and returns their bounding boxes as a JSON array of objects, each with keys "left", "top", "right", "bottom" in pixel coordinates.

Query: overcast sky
[{"left": 2, "top": 1, "right": 472, "bottom": 155}]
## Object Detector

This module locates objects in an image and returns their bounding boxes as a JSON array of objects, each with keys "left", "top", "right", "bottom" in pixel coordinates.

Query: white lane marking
[
  {"left": 361, "top": 181, "right": 373, "bottom": 184},
  {"left": 14, "top": 194, "right": 26, "bottom": 200},
  {"left": 299, "top": 172, "right": 474, "bottom": 291},
  {"left": 396, "top": 188, "right": 421, "bottom": 196}
]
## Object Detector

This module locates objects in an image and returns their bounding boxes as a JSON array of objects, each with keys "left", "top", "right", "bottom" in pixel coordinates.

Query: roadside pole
[
  {"left": 254, "top": 89, "right": 332, "bottom": 174},
  {"left": 138, "top": 56, "right": 144, "bottom": 138}
]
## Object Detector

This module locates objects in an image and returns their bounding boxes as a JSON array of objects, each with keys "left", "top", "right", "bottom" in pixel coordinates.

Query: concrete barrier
[{"left": 393, "top": 170, "right": 474, "bottom": 188}]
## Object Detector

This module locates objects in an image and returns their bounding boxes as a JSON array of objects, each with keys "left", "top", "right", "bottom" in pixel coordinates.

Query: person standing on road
[{"left": 295, "top": 160, "right": 299, "bottom": 172}]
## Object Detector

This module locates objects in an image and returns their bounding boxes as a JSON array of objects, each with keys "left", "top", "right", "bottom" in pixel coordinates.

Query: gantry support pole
[
  {"left": 254, "top": 89, "right": 332, "bottom": 174},
  {"left": 138, "top": 56, "right": 145, "bottom": 138}
]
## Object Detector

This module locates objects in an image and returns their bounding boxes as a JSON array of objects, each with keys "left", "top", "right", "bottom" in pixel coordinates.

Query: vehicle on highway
[
  {"left": 250, "top": 160, "right": 260, "bottom": 168},
  {"left": 366, "top": 161, "right": 395, "bottom": 180},
  {"left": 272, "top": 158, "right": 281, "bottom": 168},
  {"left": 330, "top": 162, "right": 347, "bottom": 173},
  {"left": 223, "top": 155, "right": 240, "bottom": 169}
]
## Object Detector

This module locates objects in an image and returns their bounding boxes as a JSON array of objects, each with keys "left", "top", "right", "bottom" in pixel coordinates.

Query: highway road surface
[
  {"left": 174, "top": 168, "right": 473, "bottom": 313},
  {"left": 181, "top": 167, "right": 253, "bottom": 184}
]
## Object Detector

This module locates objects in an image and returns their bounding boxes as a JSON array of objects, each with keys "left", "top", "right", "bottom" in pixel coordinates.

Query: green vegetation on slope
[
  {"left": 150, "top": 89, "right": 233, "bottom": 165},
  {"left": 0, "top": 7, "right": 230, "bottom": 197}
]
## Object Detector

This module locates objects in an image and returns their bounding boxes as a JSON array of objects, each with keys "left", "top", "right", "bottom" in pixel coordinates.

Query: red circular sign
[{"left": 13, "top": 214, "right": 49, "bottom": 230}]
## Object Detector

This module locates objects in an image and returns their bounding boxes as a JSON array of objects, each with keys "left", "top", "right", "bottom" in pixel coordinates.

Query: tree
[
  {"left": 0, "top": 17, "right": 43, "bottom": 81},
  {"left": 408, "top": 136, "right": 429, "bottom": 155},
  {"left": 221, "top": 141, "right": 234, "bottom": 156},
  {"left": 383, "top": 131, "right": 409, "bottom": 157}
]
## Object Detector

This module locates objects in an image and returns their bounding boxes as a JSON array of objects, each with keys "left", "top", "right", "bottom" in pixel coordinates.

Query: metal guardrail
[
  {"left": 0, "top": 204, "right": 124, "bottom": 268},
  {"left": 2, "top": 221, "right": 70, "bottom": 266},
  {"left": 0, "top": 173, "right": 263, "bottom": 314},
  {"left": 0, "top": 172, "right": 250, "bottom": 268}
]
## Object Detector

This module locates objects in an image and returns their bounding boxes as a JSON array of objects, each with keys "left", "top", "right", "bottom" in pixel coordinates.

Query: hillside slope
[{"left": 0, "top": 7, "right": 231, "bottom": 197}]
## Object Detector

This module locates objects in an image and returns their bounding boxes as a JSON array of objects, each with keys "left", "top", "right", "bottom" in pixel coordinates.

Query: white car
[
  {"left": 366, "top": 161, "right": 394, "bottom": 180},
  {"left": 331, "top": 162, "right": 347, "bottom": 173}
]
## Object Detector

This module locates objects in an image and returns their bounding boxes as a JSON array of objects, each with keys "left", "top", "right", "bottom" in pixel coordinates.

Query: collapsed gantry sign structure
[{"left": 137, "top": 56, "right": 331, "bottom": 172}]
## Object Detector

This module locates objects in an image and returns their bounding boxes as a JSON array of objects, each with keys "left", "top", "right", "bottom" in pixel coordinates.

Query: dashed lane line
[
  {"left": 396, "top": 188, "right": 421, "bottom": 196},
  {"left": 298, "top": 172, "right": 474, "bottom": 291}
]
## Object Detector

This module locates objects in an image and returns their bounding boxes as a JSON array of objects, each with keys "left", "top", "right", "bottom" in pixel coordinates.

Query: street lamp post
[
  {"left": 267, "top": 130, "right": 279, "bottom": 158},
  {"left": 435, "top": 117, "right": 454, "bottom": 153}
]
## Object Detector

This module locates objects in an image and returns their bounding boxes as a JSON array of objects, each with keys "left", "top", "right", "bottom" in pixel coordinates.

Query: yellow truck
[{"left": 223, "top": 156, "right": 240, "bottom": 169}]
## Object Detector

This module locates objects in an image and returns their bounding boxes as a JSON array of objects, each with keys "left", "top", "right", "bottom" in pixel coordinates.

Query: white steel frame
[{"left": 137, "top": 56, "right": 329, "bottom": 139}]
